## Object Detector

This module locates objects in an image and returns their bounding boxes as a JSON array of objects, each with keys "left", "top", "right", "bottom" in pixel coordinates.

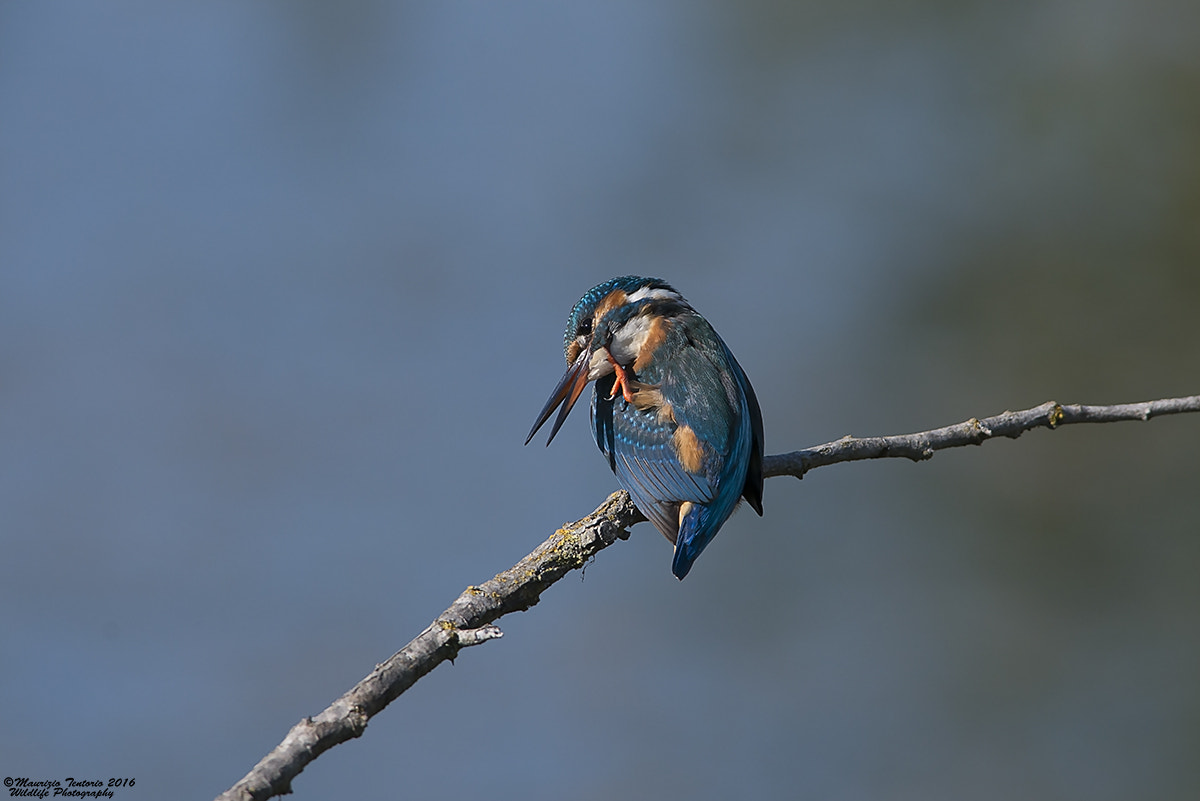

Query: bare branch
[
  {"left": 763, "top": 395, "right": 1200, "bottom": 479},
  {"left": 215, "top": 394, "right": 1200, "bottom": 801},
  {"left": 216, "top": 493, "right": 645, "bottom": 801}
]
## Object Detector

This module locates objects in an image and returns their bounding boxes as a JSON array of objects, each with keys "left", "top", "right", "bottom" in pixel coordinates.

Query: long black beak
[{"left": 525, "top": 349, "right": 591, "bottom": 446}]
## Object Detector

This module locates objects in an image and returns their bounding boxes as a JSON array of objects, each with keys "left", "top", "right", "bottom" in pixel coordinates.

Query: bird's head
[{"left": 525, "top": 276, "right": 685, "bottom": 445}]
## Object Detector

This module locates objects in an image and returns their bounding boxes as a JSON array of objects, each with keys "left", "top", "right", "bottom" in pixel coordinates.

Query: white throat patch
[{"left": 608, "top": 313, "right": 657, "bottom": 366}]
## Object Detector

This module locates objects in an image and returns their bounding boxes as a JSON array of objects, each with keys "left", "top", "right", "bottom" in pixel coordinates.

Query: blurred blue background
[{"left": 3, "top": 3, "right": 1199, "bottom": 799}]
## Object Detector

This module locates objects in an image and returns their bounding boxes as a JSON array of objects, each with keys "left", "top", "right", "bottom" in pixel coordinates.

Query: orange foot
[{"left": 607, "top": 352, "right": 635, "bottom": 403}]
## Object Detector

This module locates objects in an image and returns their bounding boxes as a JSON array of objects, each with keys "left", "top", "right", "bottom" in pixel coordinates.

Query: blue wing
[
  {"left": 591, "top": 378, "right": 712, "bottom": 545},
  {"left": 662, "top": 325, "right": 759, "bottom": 578}
]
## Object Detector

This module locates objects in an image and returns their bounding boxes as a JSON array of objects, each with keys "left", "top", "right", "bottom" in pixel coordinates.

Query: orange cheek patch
[
  {"left": 566, "top": 341, "right": 581, "bottom": 364},
  {"left": 592, "top": 289, "right": 628, "bottom": 326},
  {"left": 633, "top": 315, "right": 669, "bottom": 373},
  {"left": 673, "top": 425, "right": 705, "bottom": 474}
]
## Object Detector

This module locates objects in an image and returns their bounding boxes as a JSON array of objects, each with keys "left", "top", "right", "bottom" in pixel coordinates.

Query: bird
[{"left": 525, "top": 276, "right": 764, "bottom": 579}]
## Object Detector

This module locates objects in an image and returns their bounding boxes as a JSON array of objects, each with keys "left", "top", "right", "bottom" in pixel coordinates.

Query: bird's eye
[{"left": 578, "top": 319, "right": 592, "bottom": 337}]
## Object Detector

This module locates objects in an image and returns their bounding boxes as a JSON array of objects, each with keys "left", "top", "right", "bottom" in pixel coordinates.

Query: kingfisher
[{"left": 526, "top": 276, "right": 764, "bottom": 579}]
